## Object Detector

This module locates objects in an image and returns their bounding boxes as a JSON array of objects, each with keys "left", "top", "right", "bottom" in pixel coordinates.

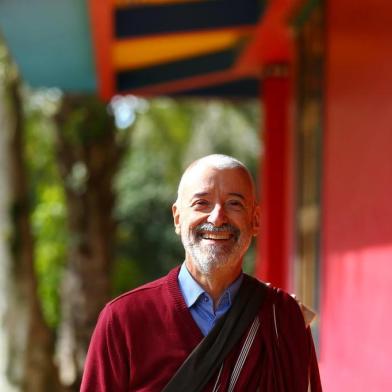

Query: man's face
[{"left": 172, "top": 165, "right": 260, "bottom": 275}]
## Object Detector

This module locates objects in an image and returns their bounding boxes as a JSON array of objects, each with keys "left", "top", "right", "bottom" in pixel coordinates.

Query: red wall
[{"left": 321, "top": 0, "right": 392, "bottom": 389}]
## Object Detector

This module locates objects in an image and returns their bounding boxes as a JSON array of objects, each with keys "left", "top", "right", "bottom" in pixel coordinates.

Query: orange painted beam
[
  {"left": 88, "top": 0, "right": 115, "bottom": 100},
  {"left": 121, "top": 67, "right": 251, "bottom": 97},
  {"left": 237, "top": 0, "right": 304, "bottom": 72}
]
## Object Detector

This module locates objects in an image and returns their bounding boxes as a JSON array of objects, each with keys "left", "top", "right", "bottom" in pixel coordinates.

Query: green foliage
[
  {"left": 61, "top": 96, "right": 114, "bottom": 145},
  {"left": 24, "top": 88, "right": 67, "bottom": 328},
  {"left": 22, "top": 90, "right": 261, "bottom": 310},
  {"left": 32, "top": 185, "right": 66, "bottom": 327},
  {"left": 112, "top": 98, "right": 196, "bottom": 292}
]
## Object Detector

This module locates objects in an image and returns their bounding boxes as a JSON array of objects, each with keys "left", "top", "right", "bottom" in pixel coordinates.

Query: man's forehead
[
  {"left": 178, "top": 164, "right": 255, "bottom": 200},
  {"left": 191, "top": 191, "right": 245, "bottom": 199}
]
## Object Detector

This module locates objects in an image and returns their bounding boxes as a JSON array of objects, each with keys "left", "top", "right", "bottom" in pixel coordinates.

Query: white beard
[
  {"left": 186, "top": 242, "right": 232, "bottom": 274},
  {"left": 182, "top": 230, "right": 250, "bottom": 275}
]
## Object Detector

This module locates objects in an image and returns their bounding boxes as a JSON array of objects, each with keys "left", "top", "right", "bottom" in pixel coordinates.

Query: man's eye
[
  {"left": 227, "top": 200, "right": 243, "bottom": 208},
  {"left": 194, "top": 200, "right": 209, "bottom": 206}
]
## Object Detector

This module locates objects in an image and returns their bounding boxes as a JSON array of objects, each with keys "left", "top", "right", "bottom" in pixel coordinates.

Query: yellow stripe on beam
[{"left": 112, "top": 27, "right": 254, "bottom": 71}]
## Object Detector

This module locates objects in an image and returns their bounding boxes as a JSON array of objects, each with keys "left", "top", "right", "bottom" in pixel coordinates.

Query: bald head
[
  {"left": 177, "top": 154, "right": 256, "bottom": 203},
  {"left": 172, "top": 154, "right": 260, "bottom": 277}
]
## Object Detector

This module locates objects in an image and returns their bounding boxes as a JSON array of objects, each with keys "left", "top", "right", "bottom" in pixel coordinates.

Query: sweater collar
[{"left": 177, "top": 262, "right": 243, "bottom": 309}]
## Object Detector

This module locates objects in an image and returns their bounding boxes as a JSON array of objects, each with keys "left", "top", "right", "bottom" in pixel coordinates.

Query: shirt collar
[
  {"left": 178, "top": 263, "right": 205, "bottom": 307},
  {"left": 178, "top": 262, "right": 243, "bottom": 309}
]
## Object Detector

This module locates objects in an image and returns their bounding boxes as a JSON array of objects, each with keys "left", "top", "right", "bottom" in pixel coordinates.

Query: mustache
[{"left": 194, "top": 223, "right": 240, "bottom": 237}]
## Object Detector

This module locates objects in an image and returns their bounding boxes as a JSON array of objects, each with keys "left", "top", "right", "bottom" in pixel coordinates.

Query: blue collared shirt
[{"left": 178, "top": 263, "right": 243, "bottom": 336}]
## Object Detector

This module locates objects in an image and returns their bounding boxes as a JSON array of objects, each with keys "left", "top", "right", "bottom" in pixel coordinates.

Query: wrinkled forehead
[{"left": 177, "top": 163, "right": 256, "bottom": 203}]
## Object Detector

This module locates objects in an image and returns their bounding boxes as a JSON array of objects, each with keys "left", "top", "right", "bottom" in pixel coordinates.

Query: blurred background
[{"left": 0, "top": 0, "right": 391, "bottom": 391}]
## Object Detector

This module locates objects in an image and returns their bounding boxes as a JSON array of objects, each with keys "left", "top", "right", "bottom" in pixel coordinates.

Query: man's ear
[
  {"left": 172, "top": 202, "right": 181, "bottom": 235},
  {"left": 252, "top": 204, "right": 261, "bottom": 236}
]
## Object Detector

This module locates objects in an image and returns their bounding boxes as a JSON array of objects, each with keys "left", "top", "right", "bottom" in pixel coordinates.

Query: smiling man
[
  {"left": 81, "top": 154, "right": 322, "bottom": 392},
  {"left": 172, "top": 156, "right": 259, "bottom": 306}
]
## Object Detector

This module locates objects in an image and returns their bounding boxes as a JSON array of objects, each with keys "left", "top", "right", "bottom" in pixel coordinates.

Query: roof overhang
[{"left": 0, "top": 0, "right": 308, "bottom": 99}]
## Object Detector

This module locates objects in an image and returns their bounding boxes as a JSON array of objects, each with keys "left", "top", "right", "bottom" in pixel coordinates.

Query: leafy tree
[
  {"left": 0, "top": 38, "right": 64, "bottom": 392},
  {"left": 24, "top": 87, "right": 66, "bottom": 329}
]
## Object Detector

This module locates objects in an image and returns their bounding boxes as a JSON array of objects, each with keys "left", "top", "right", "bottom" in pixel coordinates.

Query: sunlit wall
[{"left": 321, "top": 0, "right": 392, "bottom": 389}]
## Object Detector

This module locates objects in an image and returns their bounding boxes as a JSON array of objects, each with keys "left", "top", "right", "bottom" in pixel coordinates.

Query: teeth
[{"left": 202, "top": 233, "right": 231, "bottom": 240}]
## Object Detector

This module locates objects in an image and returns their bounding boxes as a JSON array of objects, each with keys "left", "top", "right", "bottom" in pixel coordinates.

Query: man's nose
[{"left": 207, "top": 204, "right": 227, "bottom": 227}]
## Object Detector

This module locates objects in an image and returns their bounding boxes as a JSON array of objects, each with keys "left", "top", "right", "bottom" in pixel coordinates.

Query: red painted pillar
[{"left": 255, "top": 65, "right": 294, "bottom": 292}]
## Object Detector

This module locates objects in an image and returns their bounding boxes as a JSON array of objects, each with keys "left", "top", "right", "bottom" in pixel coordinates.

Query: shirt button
[{"left": 204, "top": 296, "right": 209, "bottom": 302}]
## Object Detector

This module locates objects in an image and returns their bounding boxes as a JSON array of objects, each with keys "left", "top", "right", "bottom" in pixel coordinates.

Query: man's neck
[{"left": 184, "top": 259, "right": 242, "bottom": 306}]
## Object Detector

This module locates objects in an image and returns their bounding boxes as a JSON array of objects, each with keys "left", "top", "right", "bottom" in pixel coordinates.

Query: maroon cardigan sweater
[{"left": 81, "top": 267, "right": 322, "bottom": 391}]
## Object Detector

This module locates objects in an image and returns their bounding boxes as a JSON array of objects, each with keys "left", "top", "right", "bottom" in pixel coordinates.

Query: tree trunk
[
  {"left": 0, "top": 42, "right": 18, "bottom": 392},
  {"left": 0, "top": 41, "right": 64, "bottom": 392},
  {"left": 54, "top": 95, "right": 124, "bottom": 389}
]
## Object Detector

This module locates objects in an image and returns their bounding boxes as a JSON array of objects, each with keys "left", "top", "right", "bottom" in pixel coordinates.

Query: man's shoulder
[
  {"left": 244, "top": 274, "right": 309, "bottom": 327},
  {"left": 106, "top": 266, "right": 179, "bottom": 313},
  {"left": 265, "top": 284, "right": 316, "bottom": 326},
  {"left": 110, "top": 274, "right": 167, "bottom": 303}
]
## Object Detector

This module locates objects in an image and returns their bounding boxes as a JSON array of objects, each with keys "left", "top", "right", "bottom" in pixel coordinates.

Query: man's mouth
[
  {"left": 195, "top": 223, "right": 239, "bottom": 241},
  {"left": 200, "top": 232, "right": 232, "bottom": 240}
]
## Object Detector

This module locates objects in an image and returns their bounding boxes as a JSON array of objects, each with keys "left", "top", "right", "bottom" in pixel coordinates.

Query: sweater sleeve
[
  {"left": 271, "top": 289, "right": 322, "bottom": 392},
  {"left": 80, "top": 304, "right": 130, "bottom": 392}
]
